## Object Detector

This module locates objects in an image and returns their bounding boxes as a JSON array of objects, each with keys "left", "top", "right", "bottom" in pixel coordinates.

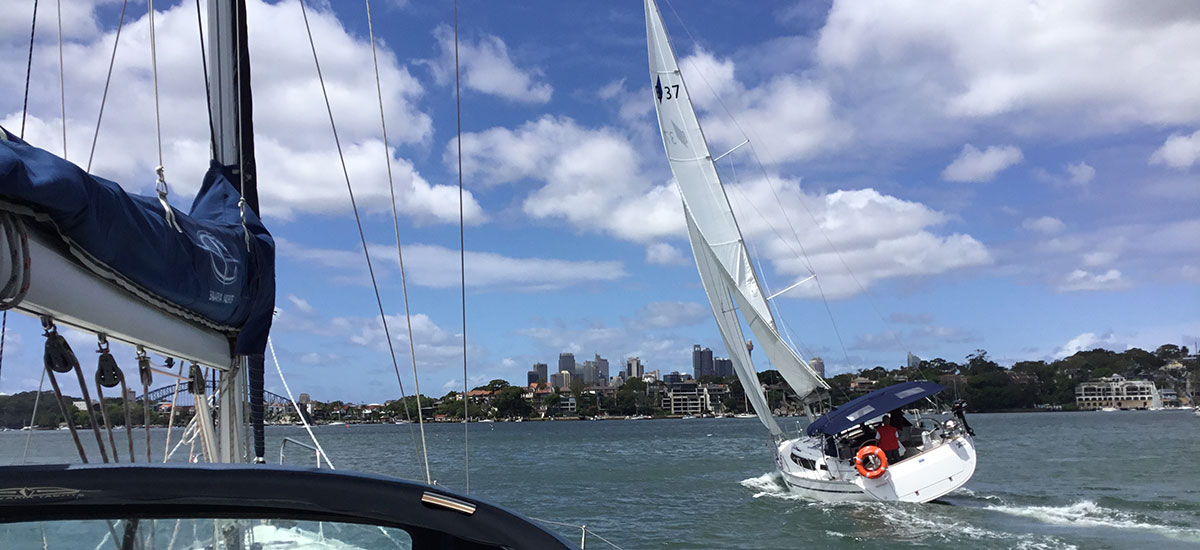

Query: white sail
[
  {"left": 685, "top": 207, "right": 782, "bottom": 437},
  {"left": 645, "top": 0, "right": 772, "bottom": 325},
  {"left": 646, "top": 0, "right": 828, "bottom": 402}
]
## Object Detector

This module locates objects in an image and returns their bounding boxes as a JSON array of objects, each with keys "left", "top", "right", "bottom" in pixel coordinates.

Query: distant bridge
[{"left": 138, "top": 380, "right": 291, "bottom": 407}]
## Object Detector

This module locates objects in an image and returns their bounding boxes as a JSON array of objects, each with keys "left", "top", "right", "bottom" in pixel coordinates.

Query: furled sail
[
  {"left": 646, "top": 0, "right": 828, "bottom": 406},
  {"left": 0, "top": 128, "right": 274, "bottom": 357}
]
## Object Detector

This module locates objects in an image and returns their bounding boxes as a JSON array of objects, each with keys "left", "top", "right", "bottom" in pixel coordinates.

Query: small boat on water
[{"left": 644, "top": 0, "right": 977, "bottom": 503}]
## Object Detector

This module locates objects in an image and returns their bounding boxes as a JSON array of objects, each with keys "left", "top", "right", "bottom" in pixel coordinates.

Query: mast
[{"left": 208, "top": 0, "right": 262, "bottom": 463}]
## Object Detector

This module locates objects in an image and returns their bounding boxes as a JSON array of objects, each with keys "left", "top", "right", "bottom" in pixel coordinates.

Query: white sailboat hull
[{"left": 775, "top": 432, "right": 977, "bottom": 503}]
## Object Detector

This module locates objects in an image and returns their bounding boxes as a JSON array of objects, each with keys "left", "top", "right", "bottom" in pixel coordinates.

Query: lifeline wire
[
  {"left": 454, "top": 0, "right": 471, "bottom": 494},
  {"left": 268, "top": 336, "right": 334, "bottom": 468},
  {"left": 364, "top": 0, "right": 431, "bottom": 485}
]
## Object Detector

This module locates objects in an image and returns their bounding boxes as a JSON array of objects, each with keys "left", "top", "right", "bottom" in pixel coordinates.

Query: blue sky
[{"left": 0, "top": 0, "right": 1197, "bottom": 403}]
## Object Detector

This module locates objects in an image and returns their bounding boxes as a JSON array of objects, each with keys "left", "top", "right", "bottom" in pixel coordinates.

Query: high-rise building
[
  {"left": 558, "top": 353, "right": 576, "bottom": 379},
  {"left": 527, "top": 370, "right": 539, "bottom": 386},
  {"left": 906, "top": 353, "right": 920, "bottom": 370},
  {"left": 557, "top": 370, "right": 573, "bottom": 390},
  {"left": 593, "top": 354, "right": 609, "bottom": 387},
  {"left": 714, "top": 357, "right": 734, "bottom": 378},
  {"left": 549, "top": 372, "right": 562, "bottom": 389},
  {"left": 626, "top": 357, "right": 644, "bottom": 379},
  {"left": 533, "top": 362, "right": 548, "bottom": 384},
  {"left": 810, "top": 356, "right": 825, "bottom": 378},
  {"left": 581, "top": 360, "right": 597, "bottom": 385},
  {"left": 693, "top": 345, "right": 714, "bottom": 379}
]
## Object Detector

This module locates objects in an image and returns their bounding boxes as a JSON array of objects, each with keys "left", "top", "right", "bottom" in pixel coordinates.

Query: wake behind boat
[{"left": 644, "top": 0, "right": 977, "bottom": 503}]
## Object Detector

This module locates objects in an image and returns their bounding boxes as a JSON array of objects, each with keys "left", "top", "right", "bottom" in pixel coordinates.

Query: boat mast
[{"left": 207, "top": 0, "right": 262, "bottom": 463}]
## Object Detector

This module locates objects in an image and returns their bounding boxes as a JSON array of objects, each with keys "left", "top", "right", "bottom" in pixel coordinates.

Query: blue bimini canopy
[
  {"left": 0, "top": 127, "right": 273, "bottom": 355},
  {"left": 806, "top": 381, "right": 944, "bottom": 437}
]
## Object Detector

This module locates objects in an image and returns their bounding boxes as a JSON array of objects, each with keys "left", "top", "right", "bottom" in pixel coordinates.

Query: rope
[
  {"left": 0, "top": 214, "right": 32, "bottom": 310},
  {"left": 21, "top": 368, "right": 47, "bottom": 463},
  {"left": 161, "top": 359, "right": 183, "bottom": 461},
  {"left": 268, "top": 337, "right": 335, "bottom": 468},
  {"left": 42, "top": 322, "right": 88, "bottom": 462},
  {"left": 147, "top": 0, "right": 181, "bottom": 233},
  {"left": 20, "top": 0, "right": 39, "bottom": 139},
  {"left": 364, "top": 0, "right": 430, "bottom": 484},
  {"left": 86, "top": 0, "right": 129, "bottom": 172},
  {"left": 453, "top": 0, "right": 471, "bottom": 494},
  {"left": 55, "top": 0, "right": 66, "bottom": 159}
]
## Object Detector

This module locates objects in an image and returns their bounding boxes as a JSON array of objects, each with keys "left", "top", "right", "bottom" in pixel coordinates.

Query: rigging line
[
  {"left": 161, "top": 359, "right": 183, "bottom": 462},
  {"left": 56, "top": 0, "right": 66, "bottom": 159},
  {"left": 85, "top": 0, "right": 129, "bottom": 172},
  {"left": 20, "top": 0, "right": 39, "bottom": 139},
  {"left": 267, "top": 336, "right": 335, "bottom": 469},
  {"left": 148, "top": 0, "right": 163, "bottom": 168},
  {"left": 454, "top": 0, "right": 470, "bottom": 494},
  {"left": 364, "top": 0, "right": 429, "bottom": 484},
  {"left": 21, "top": 368, "right": 47, "bottom": 464},
  {"left": 194, "top": 0, "right": 216, "bottom": 156},
  {"left": 299, "top": 0, "right": 405, "bottom": 474}
]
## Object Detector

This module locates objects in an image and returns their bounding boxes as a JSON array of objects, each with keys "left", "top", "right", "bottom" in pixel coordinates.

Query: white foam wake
[
  {"left": 987, "top": 500, "right": 1200, "bottom": 541},
  {"left": 739, "top": 471, "right": 807, "bottom": 500}
]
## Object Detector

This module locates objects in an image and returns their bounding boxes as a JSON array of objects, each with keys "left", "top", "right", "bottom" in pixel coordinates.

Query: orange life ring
[{"left": 855, "top": 445, "right": 888, "bottom": 478}]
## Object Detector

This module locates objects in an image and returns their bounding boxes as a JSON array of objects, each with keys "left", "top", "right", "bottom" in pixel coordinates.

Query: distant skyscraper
[
  {"left": 714, "top": 357, "right": 734, "bottom": 378},
  {"left": 810, "top": 356, "right": 825, "bottom": 378},
  {"left": 582, "top": 360, "right": 597, "bottom": 385},
  {"left": 626, "top": 357, "right": 644, "bottom": 379},
  {"left": 533, "top": 362, "right": 548, "bottom": 384},
  {"left": 693, "top": 345, "right": 714, "bottom": 378},
  {"left": 594, "top": 354, "right": 609, "bottom": 387},
  {"left": 527, "top": 370, "right": 539, "bottom": 386},
  {"left": 559, "top": 353, "right": 576, "bottom": 378},
  {"left": 557, "top": 370, "right": 573, "bottom": 389},
  {"left": 907, "top": 353, "right": 920, "bottom": 370}
]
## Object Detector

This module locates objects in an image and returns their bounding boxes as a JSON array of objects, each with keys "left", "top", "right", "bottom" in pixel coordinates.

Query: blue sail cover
[
  {"left": 0, "top": 127, "right": 273, "bottom": 355},
  {"left": 806, "top": 381, "right": 944, "bottom": 436}
]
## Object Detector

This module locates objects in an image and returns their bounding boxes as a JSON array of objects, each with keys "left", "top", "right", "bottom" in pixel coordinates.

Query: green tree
[{"left": 493, "top": 386, "right": 531, "bottom": 419}]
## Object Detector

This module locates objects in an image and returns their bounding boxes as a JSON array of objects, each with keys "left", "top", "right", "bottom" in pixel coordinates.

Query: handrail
[{"left": 280, "top": 437, "right": 323, "bottom": 468}]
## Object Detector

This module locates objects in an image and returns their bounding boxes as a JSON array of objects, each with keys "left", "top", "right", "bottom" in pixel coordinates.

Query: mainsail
[{"left": 645, "top": 0, "right": 828, "bottom": 422}]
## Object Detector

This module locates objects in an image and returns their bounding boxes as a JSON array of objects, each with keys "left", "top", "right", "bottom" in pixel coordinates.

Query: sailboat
[
  {"left": 644, "top": 0, "right": 977, "bottom": 503},
  {"left": 0, "top": 1, "right": 575, "bottom": 547}
]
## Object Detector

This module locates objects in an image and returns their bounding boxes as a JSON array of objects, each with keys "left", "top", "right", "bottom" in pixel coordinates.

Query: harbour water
[{"left": 3, "top": 410, "right": 1198, "bottom": 549}]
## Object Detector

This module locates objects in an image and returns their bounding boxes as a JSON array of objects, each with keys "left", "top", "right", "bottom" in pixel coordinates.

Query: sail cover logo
[
  {"left": 655, "top": 76, "right": 663, "bottom": 103},
  {"left": 196, "top": 230, "right": 239, "bottom": 286}
]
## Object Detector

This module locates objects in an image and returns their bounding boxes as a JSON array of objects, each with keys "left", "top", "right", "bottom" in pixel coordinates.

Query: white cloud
[
  {"left": 1057, "top": 269, "right": 1128, "bottom": 292},
  {"left": 1149, "top": 129, "right": 1200, "bottom": 170},
  {"left": 818, "top": 1, "right": 1200, "bottom": 136},
  {"left": 728, "top": 178, "right": 992, "bottom": 299},
  {"left": 0, "top": 0, "right": 461, "bottom": 223},
  {"left": 1034, "top": 161, "right": 1096, "bottom": 187},
  {"left": 645, "top": 242, "right": 687, "bottom": 266},
  {"left": 423, "top": 25, "right": 551, "bottom": 103},
  {"left": 1054, "top": 331, "right": 1122, "bottom": 359},
  {"left": 681, "top": 48, "right": 850, "bottom": 164},
  {"left": 1022, "top": 216, "right": 1065, "bottom": 235},
  {"left": 278, "top": 237, "right": 626, "bottom": 292},
  {"left": 633, "top": 301, "right": 708, "bottom": 330},
  {"left": 941, "top": 144, "right": 1022, "bottom": 182},
  {"left": 286, "top": 294, "right": 315, "bottom": 315},
  {"left": 452, "top": 116, "right": 684, "bottom": 243}
]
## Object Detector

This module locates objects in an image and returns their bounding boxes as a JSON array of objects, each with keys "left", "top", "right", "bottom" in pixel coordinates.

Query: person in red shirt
[{"left": 876, "top": 415, "right": 901, "bottom": 465}]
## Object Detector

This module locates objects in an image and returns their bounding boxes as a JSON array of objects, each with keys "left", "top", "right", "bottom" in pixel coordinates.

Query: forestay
[{"left": 0, "top": 128, "right": 274, "bottom": 355}]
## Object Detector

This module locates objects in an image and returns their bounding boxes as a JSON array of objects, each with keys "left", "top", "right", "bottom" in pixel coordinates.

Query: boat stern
[{"left": 858, "top": 435, "right": 976, "bottom": 503}]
